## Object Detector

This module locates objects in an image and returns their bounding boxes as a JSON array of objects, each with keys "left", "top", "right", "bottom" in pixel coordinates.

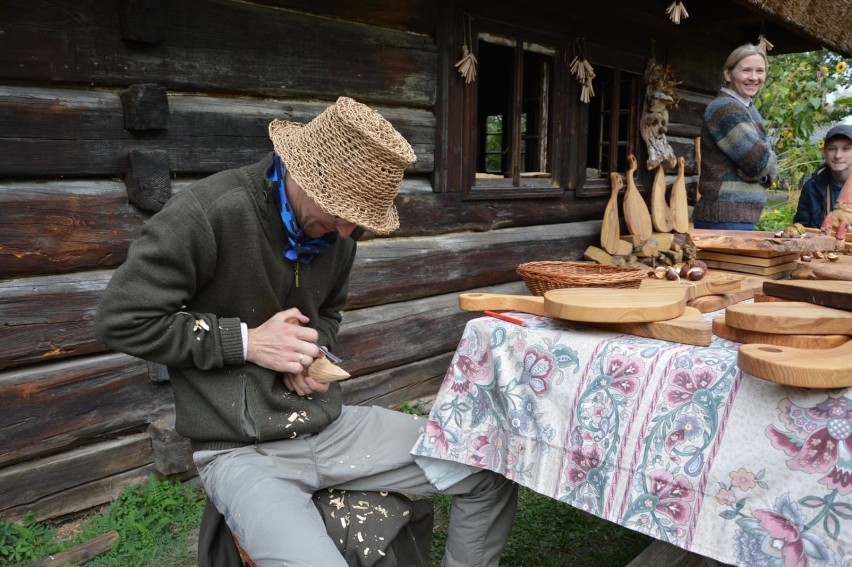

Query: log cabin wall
[{"left": 0, "top": 0, "right": 757, "bottom": 522}]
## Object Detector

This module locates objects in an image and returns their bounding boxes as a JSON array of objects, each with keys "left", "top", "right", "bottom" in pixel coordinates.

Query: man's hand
[
  {"left": 246, "top": 308, "right": 321, "bottom": 375},
  {"left": 281, "top": 372, "right": 330, "bottom": 396}
]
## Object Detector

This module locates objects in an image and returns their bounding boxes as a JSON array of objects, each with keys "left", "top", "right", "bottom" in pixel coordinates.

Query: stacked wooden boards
[
  {"left": 713, "top": 280, "right": 852, "bottom": 388},
  {"left": 691, "top": 229, "right": 836, "bottom": 280},
  {"left": 697, "top": 250, "right": 798, "bottom": 279}
]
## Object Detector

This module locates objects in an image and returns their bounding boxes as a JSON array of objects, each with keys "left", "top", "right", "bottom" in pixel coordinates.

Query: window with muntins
[{"left": 446, "top": 15, "right": 646, "bottom": 200}]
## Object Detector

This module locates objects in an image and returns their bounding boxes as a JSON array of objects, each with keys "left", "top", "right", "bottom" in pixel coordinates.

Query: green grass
[
  {"left": 0, "top": 475, "right": 205, "bottom": 567},
  {"left": 429, "top": 488, "right": 652, "bottom": 567},
  {"left": 1, "top": 477, "right": 650, "bottom": 567}
]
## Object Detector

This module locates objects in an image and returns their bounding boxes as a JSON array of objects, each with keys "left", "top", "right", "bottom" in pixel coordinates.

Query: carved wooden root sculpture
[{"left": 641, "top": 59, "right": 679, "bottom": 170}]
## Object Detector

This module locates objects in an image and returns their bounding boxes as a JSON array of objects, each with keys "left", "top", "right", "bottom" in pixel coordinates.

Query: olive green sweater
[{"left": 94, "top": 154, "right": 355, "bottom": 451}]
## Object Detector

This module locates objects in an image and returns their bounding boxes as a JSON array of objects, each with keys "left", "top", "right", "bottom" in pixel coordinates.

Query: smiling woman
[{"left": 693, "top": 44, "right": 778, "bottom": 230}]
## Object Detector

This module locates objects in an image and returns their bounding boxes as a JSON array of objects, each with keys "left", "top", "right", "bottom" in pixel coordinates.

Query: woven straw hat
[{"left": 268, "top": 97, "right": 416, "bottom": 234}]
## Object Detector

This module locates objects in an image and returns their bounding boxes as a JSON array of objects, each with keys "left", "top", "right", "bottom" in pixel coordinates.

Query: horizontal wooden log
[
  {"left": 341, "top": 352, "right": 454, "bottom": 408},
  {"left": 0, "top": 353, "right": 174, "bottom": 467},
  {"left": 252, "top": 0, "right": 438, "bottom": 35},
  {"left": 0, "top": 271, "right": 113, "bottom": 370},
  {"left": 334, "top": 281, "right": 529, "bottom": 377},
  {"left": 0, "top": 223, "right": 597, "bottom": 369},
  {"left": 0, "top": 433, "right": 152, "bottom": 516},
  {"left": 28, "top": 530, "right": 119, "bottom": 567},
  {"left": 1, "top": 463, "right": 159, "bottom": 523},
  {"left": 0, "top": 87, "right": 434, "bottom": 178},
  {"left": 0, "top": 175, "right": 606, "bottom": 280},
  {"left": 0, "top": 0, "right": 435, "bottom": 107},
  {"left": 348, "top": 222, "right": 599, "bottom": 308}
]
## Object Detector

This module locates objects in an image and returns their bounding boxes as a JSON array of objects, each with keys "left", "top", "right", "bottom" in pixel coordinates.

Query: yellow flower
[
  {"left": 820, "top": 66, "right": 829, "bottom": 78},
  {"left": 837, "top": 61, "right": 848, "bottom": 73}
]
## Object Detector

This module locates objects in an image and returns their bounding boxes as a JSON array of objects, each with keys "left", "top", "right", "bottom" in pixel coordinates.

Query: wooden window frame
[
  {"left": 456, "top": 17, "right": 569, "bottom": 200},
  {"left": 436, "top": 11, "right": 649, "bottom": 199}
]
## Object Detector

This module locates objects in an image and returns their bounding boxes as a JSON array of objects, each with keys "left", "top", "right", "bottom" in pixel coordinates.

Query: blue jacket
[{"left": 793, "top": 166, "right": 842, "bottom": 228}]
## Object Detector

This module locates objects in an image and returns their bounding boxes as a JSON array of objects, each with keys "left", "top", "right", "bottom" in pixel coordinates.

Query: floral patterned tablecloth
[{"left": 411, "top": 312, "right": 852, "bottom": 567}]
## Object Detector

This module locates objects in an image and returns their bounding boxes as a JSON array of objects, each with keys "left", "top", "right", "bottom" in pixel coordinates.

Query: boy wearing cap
[
  {"left": 95, "top": 97, "right": 517, "bottom": 566},
  {"left": 794, "top": 124, "right": 852, "bottom": 228}
]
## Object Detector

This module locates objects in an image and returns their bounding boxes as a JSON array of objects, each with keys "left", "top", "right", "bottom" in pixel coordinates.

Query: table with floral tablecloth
[{"left": 411, "top": 311, "right": 851, "bottom": 567}]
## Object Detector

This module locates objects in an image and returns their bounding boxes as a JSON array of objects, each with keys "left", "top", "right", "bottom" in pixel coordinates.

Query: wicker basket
[{"left": 517, "top": 261, "right": 646, "bottom": 295}]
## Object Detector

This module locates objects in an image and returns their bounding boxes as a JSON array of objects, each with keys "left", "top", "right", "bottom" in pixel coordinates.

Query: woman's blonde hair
[{"left": 721, "top": 44, "right": 768, "bottom": 87}]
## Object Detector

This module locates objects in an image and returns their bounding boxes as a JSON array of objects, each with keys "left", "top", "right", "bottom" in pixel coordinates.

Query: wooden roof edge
[{"left": 743, "top": 0, "right": 852, "bottom": 57}]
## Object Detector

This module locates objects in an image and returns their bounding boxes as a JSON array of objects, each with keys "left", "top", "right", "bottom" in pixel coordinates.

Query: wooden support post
[{"left": 148, "top": 415, "right": 194, "bottom": 476}]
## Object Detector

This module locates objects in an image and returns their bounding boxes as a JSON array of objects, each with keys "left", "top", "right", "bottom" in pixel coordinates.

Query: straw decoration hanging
[
  {"left": 666, "top": 1, "right": 689, "bottom": 25},
  {"left": 757, "top": 23, "right": 774, "bottom": 52},
  {"left": 570, "top": 39, "right": 596, "bottom": 103},
  {"left": 455, "top": 14, "right": 478, "bottom": 84}
]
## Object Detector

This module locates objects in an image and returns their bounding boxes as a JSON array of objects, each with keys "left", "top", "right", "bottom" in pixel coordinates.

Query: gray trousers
[{"left": 194, "top": 405, "right": 518, "bottom": 567}]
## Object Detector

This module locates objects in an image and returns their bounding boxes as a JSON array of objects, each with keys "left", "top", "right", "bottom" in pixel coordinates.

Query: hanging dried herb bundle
[
  {"left": 455, "top": 14, "right": 478, "bottom": 84},
  {"left": 666, "top": 1, "right": 689, "bottom": 25},
  {"left": 570, "top": 40, "right": 596, "bottom": 103}
]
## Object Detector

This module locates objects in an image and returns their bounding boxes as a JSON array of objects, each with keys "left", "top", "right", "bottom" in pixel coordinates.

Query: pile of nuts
[
  {"left": 799, "top": 250, "right": 839, "bottom": 262},
  {"left": 648, "top": 258, "right": 708, "bottom": 282}
]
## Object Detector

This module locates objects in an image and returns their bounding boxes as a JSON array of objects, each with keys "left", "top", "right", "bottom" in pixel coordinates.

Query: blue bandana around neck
[{"left": 269, "top": 153, "right": 336, "bottom": 264}]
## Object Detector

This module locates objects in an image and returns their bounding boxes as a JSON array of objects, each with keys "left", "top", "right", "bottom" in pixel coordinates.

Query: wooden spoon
[
  {"left": 670, "top": 156, "right": 689, "bottom": 233},
  {"left": 650, "top": 165, "right": 674, "bottom": 232},
  {"left": 623, "top": 155, "right": 652, "bottom": 240},
  {"left": 601, "top": 172, "right": 623, "bottom": 254},
  {"left": 738, "top": 341, "right": 852, "bottom": 388}
]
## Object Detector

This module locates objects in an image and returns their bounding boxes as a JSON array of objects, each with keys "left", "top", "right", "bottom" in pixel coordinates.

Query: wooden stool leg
[{"left": 231, "top": 533, "right": 257, "bottom": 567}]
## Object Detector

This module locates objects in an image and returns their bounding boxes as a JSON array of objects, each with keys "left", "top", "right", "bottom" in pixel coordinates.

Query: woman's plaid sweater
[{"left": 694, "top": 92, "right": 777, "bottom": 226}]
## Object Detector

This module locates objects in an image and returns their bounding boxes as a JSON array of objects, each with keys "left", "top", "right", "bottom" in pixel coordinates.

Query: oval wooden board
[
  {"left": 543, "top": 287, "right": 688, "bottom": 323},
  {"left": 725, "top": 301, "right": 852, "bottom": 335},
  {"left": 712, "top": 316, "right": 850, "bottom": 349},
  {"left": 458, "top": 293, "right": 710, "bottom": 345},
  {"left": 738, "top": 341, "right": 852, "bottom": 388},
  {"left": 623, "top": 155, "right": 652, "bottom": 240},
  {"left": 813, "top": 264, "right": 852, "bottom": 281}
]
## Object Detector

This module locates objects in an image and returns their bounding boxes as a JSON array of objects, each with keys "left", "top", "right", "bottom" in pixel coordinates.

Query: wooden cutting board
[
  {"left": 623, "top": 155, "right": 652, "bottom": 240},
  {"left": 687, "top": 277, "right": 763, "bottom": 313},
  {"left": 697, "top": 251, "right": 799, "bottom": 267},
  {"left": 650, "top": 165, "right": 674, "bottom": 232},
  {"left": 669, "top": 156, "right": 689, "bottom": 233},
  {"left": 813, "top": 264, "right": 852, "bottom": 281},
  {"left": 640, "top": 271, "right": 743, "bottom": 301},
  {"left": 700, "top": 259, "right": 798, "bottom": 276},
  {"left": 738, "top": 341, "right": 852, "bottom": 388},
  {"left": 691, "top": 229, "right": 836, "bottom": 256},
  {"left": 725, "top": 301, "right": 852, "bottom": 334},
  {"left": 544, "top": 287, "right": 688, "bottom": 322},
  {"left": 601, "top": 172, "right": 623, "bottom": 254},
  {"left": 712, "top": 316, "right": 850, "bottom": 349},
  {"left": 762, "top": 280, "right": 852, "bottom": 311},
  {"left": 458, "top": 292, "right": 710, "bottom": 345}
]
